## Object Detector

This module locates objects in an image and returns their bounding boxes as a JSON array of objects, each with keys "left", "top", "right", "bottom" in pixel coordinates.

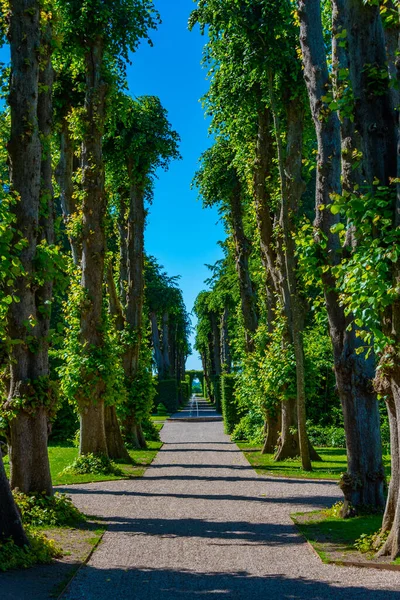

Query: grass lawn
[
  {"left": 151, "top": 414, "right": 169, "bottom": 422},
  {"left": 237, "top": 444, "right": 392, "bottom": 480},
  {"left": 3, "top": 440, "right": 163, "bottom": 486},
  {"left": 292, "top": 509, "right": 400, "bottom": 567}
]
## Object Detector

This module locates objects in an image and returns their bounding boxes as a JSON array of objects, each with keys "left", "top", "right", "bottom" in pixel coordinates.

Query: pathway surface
[
  {"left": 170, "top": 397, "right": 222, "bottom": 420},
  {"left": 60, "top": 414, "right": 400, "bottom": 599}
]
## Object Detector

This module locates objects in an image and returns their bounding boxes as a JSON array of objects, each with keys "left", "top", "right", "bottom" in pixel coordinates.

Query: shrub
[
  {"left": 0, "top": 531, "right": 62, "bottom": 572},
  {"left": 49, "top": 397, "right": 79, "bottom": 443},
  {"left": 179, "top": 381, "right": 190, "bottom": 404},
  {"left": 154, "top": 379, "right": 178, "bottom": 413},
  {"left": 210, "top": 375, "right": 222, "bottom": 412},
  {"left": 306, "top": 424, "right": 346, "bottom": 448},
  {"left": 61, "top": 453, "right": 123, "bottom": 476},
  {"left": 141, "top": 417, "right": 161, "bottom": 441},
  {"left": 13, "top": 491, "right": 84, "bottom": 527},
  {"left": 232, "top": 411, "right": 265, "bottom": 444},
  {"left": 155, "top": 402, "right": 168, "bottom": 416},
  {"left": 221, "top": 374, "right": 242, "bottom": 434}
]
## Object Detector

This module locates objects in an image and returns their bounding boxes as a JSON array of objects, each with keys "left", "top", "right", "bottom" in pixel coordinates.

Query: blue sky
[
  {"left": 127, "top": 0, "right": 225, "bottom": 369},
  {"left": 0, "top": 0, "right": 224, "bottom": 369}
]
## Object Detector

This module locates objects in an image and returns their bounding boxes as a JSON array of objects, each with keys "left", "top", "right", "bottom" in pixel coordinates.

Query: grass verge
[
  {"left": 237, "top": 444, "right": 391, "bottom": 480},
  {"left": 3, "top": 440, "right": 163, "bottom": 486},
  {"left": 291, "top": 509, "right": 400, "bottom": 568}
]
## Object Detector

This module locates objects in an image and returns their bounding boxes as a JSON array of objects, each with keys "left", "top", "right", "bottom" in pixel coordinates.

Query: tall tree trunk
[
  {"left": 105, "top": 263, "right": 130, "bottom": 460},
  {"left": 0, "top": 450, "right": 28, "bottom": 547},
  {"left": 161, "top": 312, "right": 171, "bottom": 378},
  {"left": 262, "top": 409, "right": 281, "bottom": 455},
  {"left": 211, "top": 312, "right": 222, "bottom": 376},
  {"left": 118, "top": 195, "right": 128, "bottom": 306},
  {"left": 229, "top": 185, "right": 258, "bottom": 351},
  {"left": 220, "top": 307, "right": 232, "bottom": 373},
  {"left": 6, "top": 0, "right": 53, "bottom": 495},
  {"left": 151, "top": 311, "right": 164, "bottom": 377},
  {"left": 57, "top": 115, "right": 81, "bottom": 265},
  {"left": 275, "top": 397, "right": 299, "bottom": 461},
  {"left": 78, "top": 38, "right": 108, "bottom": 456},
  {"left": 299, "top": 0, "right": 385, "bottom": 512},
  {"left": 123, "top": 181, "right": 146, "bottom": 450}
]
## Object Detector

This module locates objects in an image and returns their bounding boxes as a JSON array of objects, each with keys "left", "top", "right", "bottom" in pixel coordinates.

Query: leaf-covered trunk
[
  {"left": 6, "top": 0, "right": 53, "bottom": 495},
  {"left": 150, "top": 312, "right": 164, "bottom": 377},
  {"left": 220, "top": 307, "right": 231, "bottom": 373},
  {"left": 161, "top": 312, "right": 171, "bottom": 378},
  {"left": 78, "top": 38, "right": 108, "bottom": 456},
  {"left": 299, "top": 0, "right": 385, "bottom": 512}
]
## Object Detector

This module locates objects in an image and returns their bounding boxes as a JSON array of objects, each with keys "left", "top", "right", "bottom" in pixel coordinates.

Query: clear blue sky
[
  {"left": 127, "top": 0, "right": 224, "bottom": 369},
  {"left": 0, "top": 0, "right": 224, "bottom": 369}
]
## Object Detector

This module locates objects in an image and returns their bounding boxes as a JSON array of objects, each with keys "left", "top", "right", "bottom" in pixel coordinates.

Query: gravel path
[{"left": 60, "top": 419, "right": 400, "bottom": 599}]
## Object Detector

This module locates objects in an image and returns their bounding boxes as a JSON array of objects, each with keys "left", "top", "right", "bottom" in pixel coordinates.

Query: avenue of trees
[
  {"left": 0, "top": 0, "right": 189, "bottom": 548},
  {"left": 192, "top": 0, "right": 400, "bottom": 559}
]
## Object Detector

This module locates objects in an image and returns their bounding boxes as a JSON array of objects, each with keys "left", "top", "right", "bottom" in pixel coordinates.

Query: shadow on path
[{"left": 64, "top": 566, "right": 399, "bottom": 600}]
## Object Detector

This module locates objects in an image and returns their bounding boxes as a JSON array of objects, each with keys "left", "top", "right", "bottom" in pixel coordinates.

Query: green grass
[
  {"left": 151, "top": 415, "right": 169, "bottom": 422},
  {"left": 3, "top": 441, "right": 163, "bottom": 486},
  {"left": 237, "top": 444, "right": 392, "bottom": 480},
  {"left": 292, "top": 510, "right": 384, "bottom": 564}
]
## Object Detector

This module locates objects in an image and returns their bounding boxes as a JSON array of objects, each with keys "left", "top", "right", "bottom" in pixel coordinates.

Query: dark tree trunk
[
  {"left": 6, "top": 0, "right": 53, "bottom": 495},
  {"left": 57, "top": 116, "right": 81, "bottom": 265},
  {"left": 105, "top": 263, "right": 130, "bottom": 460},
  {"left": 274, "top": 397, "right": 299, "bottom": 461},
  {"left": 262, "top": 409, "right": 281, "bottom": 455},
  {"left": 78, "top": 38, "right": 108, "bottom": 456},
  {"left": 104, "top": 405, "right": 131, "bottom": 461},
  {"left": 123, "top": 181, "right": 146, "bottom": 450},
  {"left": 299, "top": 0, "right": 385, "bottom": 512},
  {"left": 229, "top": 185, "right": 258, "bottom": 351},
  {"left": 118, "top": 195, "right": 128, "bottom": 307},
  {"left": 151, "top": 311, "right": 164, "bottom": 377},
  {"left": 220, "top": 307, "right": 232, "bottom": 373},
  {"left": 0, "top": 450, "right": 28, "bottom": 547},
  {"left": 210, "top": 312, "right": 222, "bottom": 376},
  {"left": 161, "top": 312, "right": 171, "bottom": 378}
]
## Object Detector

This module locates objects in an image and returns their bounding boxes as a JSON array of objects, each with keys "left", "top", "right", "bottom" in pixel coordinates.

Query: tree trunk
[
  {"left": 262, "top": 409, "right": 281, "bottom": 455},
  {"left": 118, "top": 195, "right": 128, "bottom": 306},
  {"left": 161, "top": 312, "right": 171, "bottom": 378},
  {"left": 151, "top": 311, "right": 164, "bottom": 377},
  {"left": 57, "top": 116, "right": 81, "bottom": 265},
  {"left": 104, "top": 405, "right": 131, "bottom": 461},
  {"left": 0, "top": 449, "right": 28, "bottom": 547},
  {"left": 211, "top": 312, "right": 222, "bottom": 376},
  {"left": 78, "top": 38, "right": 108, "bottom": 456},
  {"left": 274, "top": 397, "right": 298, "bottom": 461},
  {"left": 229, "top": 185, "right": 258, "bottom": 351},
  {"left": 6, "top": 0, "right": 53, "bottom": 495},
  {"left": 220, "top": 307, "right": 232, "bottom": 373},
  {"left": 299, "top": 0, "right": 385, "bottom": 512}
]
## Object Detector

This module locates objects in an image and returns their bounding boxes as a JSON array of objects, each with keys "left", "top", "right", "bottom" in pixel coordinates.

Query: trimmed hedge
[
  {"left": 154, "top": 379, "right": 179, "bottom": 414},
  {"left": 221, "top": 374, "right": 241, "bottom": 434},
  {"left": 210, "top": 375, "right": 221, "bottom": 413},
  {"left": 180, "top": 381, "right": 190, "bottom": 404}
]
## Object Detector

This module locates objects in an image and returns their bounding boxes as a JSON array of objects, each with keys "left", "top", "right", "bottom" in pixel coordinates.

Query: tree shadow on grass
[{"left": 63, "top": 565, "right": 400, "bottom": 600}]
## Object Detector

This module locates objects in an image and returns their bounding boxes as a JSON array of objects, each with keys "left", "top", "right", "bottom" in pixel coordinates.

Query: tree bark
[
  {"left": 274, "top": 397, "right": 299, "bottom": 461},
  {"left": 299, "top": 0, "right": 385, "bottom": 512},
  {"left": 151, "top": 311, "right": 164, "bottom": 377},
  {"left": 229, "top": 185, "right": 258, "bottom": 351},
  {"left": 78, "top": 37, "right": 108, "bottom": 456},
  {"left": 57, "top": 116, "right": 81, "bottom": 265},
  {"left": 262, "top": 409, "right": 281, "bottom": 455},
  {"left": 6, "top": 0, "right": 53, "bottom": 495},
  {"left": 0, "top": 449, "right": 28, "bottom": 547},
  {"left": 220, "top": 307, "right": 232, "bottom": 373},
  {"left": 104, "top": 405, "right": 131, "bottom": 462}
]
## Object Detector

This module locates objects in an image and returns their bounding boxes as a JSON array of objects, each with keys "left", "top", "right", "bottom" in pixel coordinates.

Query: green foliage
[
  {"left": 154, "top": 379, "right": 178, "bottom": 414},
  {"left": 306, "top": 425, "right": 346, "bottom": 448},
  {"left": 49, "top": 397, "right": 79, "bottom": 443},
  {"left": 179, "top": 381, "right": 190, "bottom": 404},
  {"left": 140, "top": 416, "right": 161, "bottom": 442},
  {"left": 354, "top": 529, "right": 388, "bottom": 554},
  {"left": 61, "top": 453, "right": 123, "bottom": 476},
  {"left": 154, "top": 402, "right": 168, "bottom": 416},
  {"left": 231, "top": 411, "right": 265, "bottom": 445},
  {"left": 13, "top": 491, "right": 84, "bottom": 527},
  {"left": 0, "top": 531, "right": 62, "bottom": 572},
  {"left": 220, "top": 374, "right": 240, "bottom": 434}
]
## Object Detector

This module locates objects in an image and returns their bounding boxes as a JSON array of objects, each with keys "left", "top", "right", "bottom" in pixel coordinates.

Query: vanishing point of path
[{"left": 61, "top": 403, "right": 400, "bottom": 599}]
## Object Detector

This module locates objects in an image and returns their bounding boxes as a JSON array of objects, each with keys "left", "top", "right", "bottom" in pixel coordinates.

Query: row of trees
[
  {"left": 0, "top": 0, "right": 189, "bottom": 546},
  {"left": 192, "top": 0, "right": 400, "bottom": 559}
]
